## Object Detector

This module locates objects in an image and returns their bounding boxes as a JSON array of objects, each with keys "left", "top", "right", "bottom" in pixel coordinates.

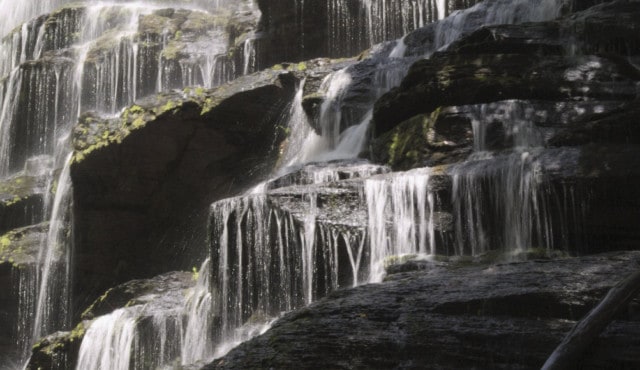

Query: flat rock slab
[{"left": 206, "top": 251, "right": 640, "bottom": 369}]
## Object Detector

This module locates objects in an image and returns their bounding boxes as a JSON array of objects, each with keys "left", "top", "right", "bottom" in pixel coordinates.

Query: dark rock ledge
[{"left": 206, "top": 251, "right": 640, "bottom": 369}]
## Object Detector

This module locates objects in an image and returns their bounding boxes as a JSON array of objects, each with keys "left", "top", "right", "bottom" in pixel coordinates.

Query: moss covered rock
[
  {"left": 0, "top": 174, "right": 47, "bottom": 235},
  {"left": 70, "top": 68, "right": 297, "bottom": 314},
  {"left": 0, "top": 223, "right": 47, "bottom": 268},
  {"left": 372, "top": 109, "right": 475, "bottom": 170},
  {"left": 81, "top": 271, "right": 193, "bottom": 321},
  {"left": 26, "top": 322, "right": 86, "bottom": 370}
]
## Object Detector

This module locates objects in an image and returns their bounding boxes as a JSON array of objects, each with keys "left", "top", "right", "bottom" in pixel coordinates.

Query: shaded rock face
[
  {"left": 0, "top": 223, "right": 48, "bottom": 362},
  {"left": 0, "top": 262, "right": 20, "bottom": 366},
  {"left": 208, "top": 252, "right": 640, "bottom": 369},
  {"left": 70, "top": 69, "right": 297, "bottom": 316},
  {"left": 254, "top": 0, "right": 481, "bottom": 69},
  {"left": 0, "top": 172, "right": 47, "bottom": 235}
]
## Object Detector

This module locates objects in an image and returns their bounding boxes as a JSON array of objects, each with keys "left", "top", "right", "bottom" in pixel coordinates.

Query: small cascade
[
  {"left": 450, "top": 148, "right": 586, "bottom": 256},
  {"left": 319, "top": 223, "right": 366, "bottom": 287},
  {"left": 14, "top": 265, "right": 39, "bottom": 362},
  {"left": 327, "top": 0, "right": 449, "bottom": 57},
  {"left": 32, "top": 153, "right": 73, "bottom": 341},
  {"left": 361, "top": 0, "right": 449, "bottom": 41},
  {"left": 242, "top": 36, "right": 256, "bottom": 76},
  {"left": 291, "top": 37, "right": 413, "bottom": 165},
  {"left": 76, "top": 309, "right": 138, "bottom": 370},
  {"left": 317, "top": 69, "right": 353, "bottom": 150},
  {"left": 209, "top": 185, "right": 372, "bottom": 352},
  {"left": 365, "top": 169, "right": 435, "bottom": 282},
  {"left": 0, "top": 69, "right": 24, "bottom": 176},
  {"left": 211, "top": 195, "right": 307, "bottom": 339},
  {"left": 449, "top": 100, "right": 584, "bottom": 255},
  {"left": 180, "top": 259, "right": 214, "bottom": 365},
  {"left": 75, "top": 270, "right": 201, "bottom": 369},
  {"left": 279, "top": 79, "right": 312, "bottom": 167}
]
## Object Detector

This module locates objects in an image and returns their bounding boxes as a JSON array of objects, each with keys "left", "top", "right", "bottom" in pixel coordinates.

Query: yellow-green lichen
[
  {"left": 384, "top": 254, "right": 419, "bottom": 269},
  {"left": 132, "top": 117, "right": 146, "bottom": 129},
  {"left": 69, "top": 322, "right": 86, "bottom": 342}
]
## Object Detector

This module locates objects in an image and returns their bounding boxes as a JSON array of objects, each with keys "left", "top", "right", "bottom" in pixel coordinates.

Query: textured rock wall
[
  {"left": 70, "top": 70, "right": 297, "bottom": 315},
  {"left": 255, "top": 0, "right": 481, "bottom": 68}
]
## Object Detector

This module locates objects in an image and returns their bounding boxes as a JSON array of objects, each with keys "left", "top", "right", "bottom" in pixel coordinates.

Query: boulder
[
  {"left": 70, "top": 69, "right": 297, "bottom": 317},
  {"left": 206, "top": 251, "right": 640, "bottom": 369}
]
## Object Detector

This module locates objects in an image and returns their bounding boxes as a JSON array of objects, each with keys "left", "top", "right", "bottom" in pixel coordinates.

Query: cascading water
[
  {"left": 326, "top": 0, "right": 450, "bottom": 57},
  {"left": 365, "top": 169, "right": 435, "bottom": 282},
  {"left": 0, "top": 0, "right": 585, "bottom": 367},
  {"left": 449, "top": 100, "right": 585, "bottom": 256},
  {"left": 76, "top": 309, "right": 138, "bottom": 370},
  {"left": 32, "top": 153, "right": 73, "bottom": 341},
  {"left": 0, "top": 0, "right": 74, "bottom": 38},
  {"left": 75, "top": 260, "right": 215, "bottom": 370},
  {"left": 201, "top": 0, "right": 573, "bottom": 352},
  {"left": 429, "top": 0, "right": 563, "bottom": 54},
  {"left": 180, "top": 259, "right": 214, "bottom": 365},
  {"left": 0, "top": 0, "right": 260, "bottom": 367}
]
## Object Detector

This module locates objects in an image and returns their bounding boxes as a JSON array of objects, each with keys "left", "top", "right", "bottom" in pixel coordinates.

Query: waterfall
[
  {"left": 0, "top": 0, "right": 260, "bottom": 365},
  {"left": 75, "top": 259, "right": 218, "bottom": 369},
  {"left": 32, "top": 153, "right": 73, "bottom": 341},
  {"left": 180, "top": 259, "right": 214, "bottom": 365},
  {"left": 365, "top": 169, "right": 434, "bottom": 282},
  {"left": 209, "top": 190, "right": 366, "bottom": 350},
  {"left": 448, "top": 101, "right": 584, "bottom": 256},
  {"left": 279, "top": 79, "right": 313, "bottom": 167},
  {"left": 0, "top": 0, "right": 72, "bottom": 38},
  {"left": 0, "top": 0, "right": 589, "bottom": 367},
  {"left": 76, "top": 309, "right": 138, "bottom": 370},
  {"left": 243, "top": 36, "right": 256, "bottom": 76},
  {"left": 327, "top": 0, "right": 449, "bottom": 57}
]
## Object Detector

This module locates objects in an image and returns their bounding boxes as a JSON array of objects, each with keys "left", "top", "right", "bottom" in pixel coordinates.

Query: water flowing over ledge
[{"left": 1, "top": 0, "right": 639, "bottom": 368}]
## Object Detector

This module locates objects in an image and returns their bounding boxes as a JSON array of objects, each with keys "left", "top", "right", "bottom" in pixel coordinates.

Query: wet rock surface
[
  {"left": 368, "top": 0, "right": 640, "bottom": 255},
  {"left": 373, "top": 1, "right": 640, "bottom": 138},
  {"left": 207, "top": 252, "right": 640, "bottom": 369}
]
